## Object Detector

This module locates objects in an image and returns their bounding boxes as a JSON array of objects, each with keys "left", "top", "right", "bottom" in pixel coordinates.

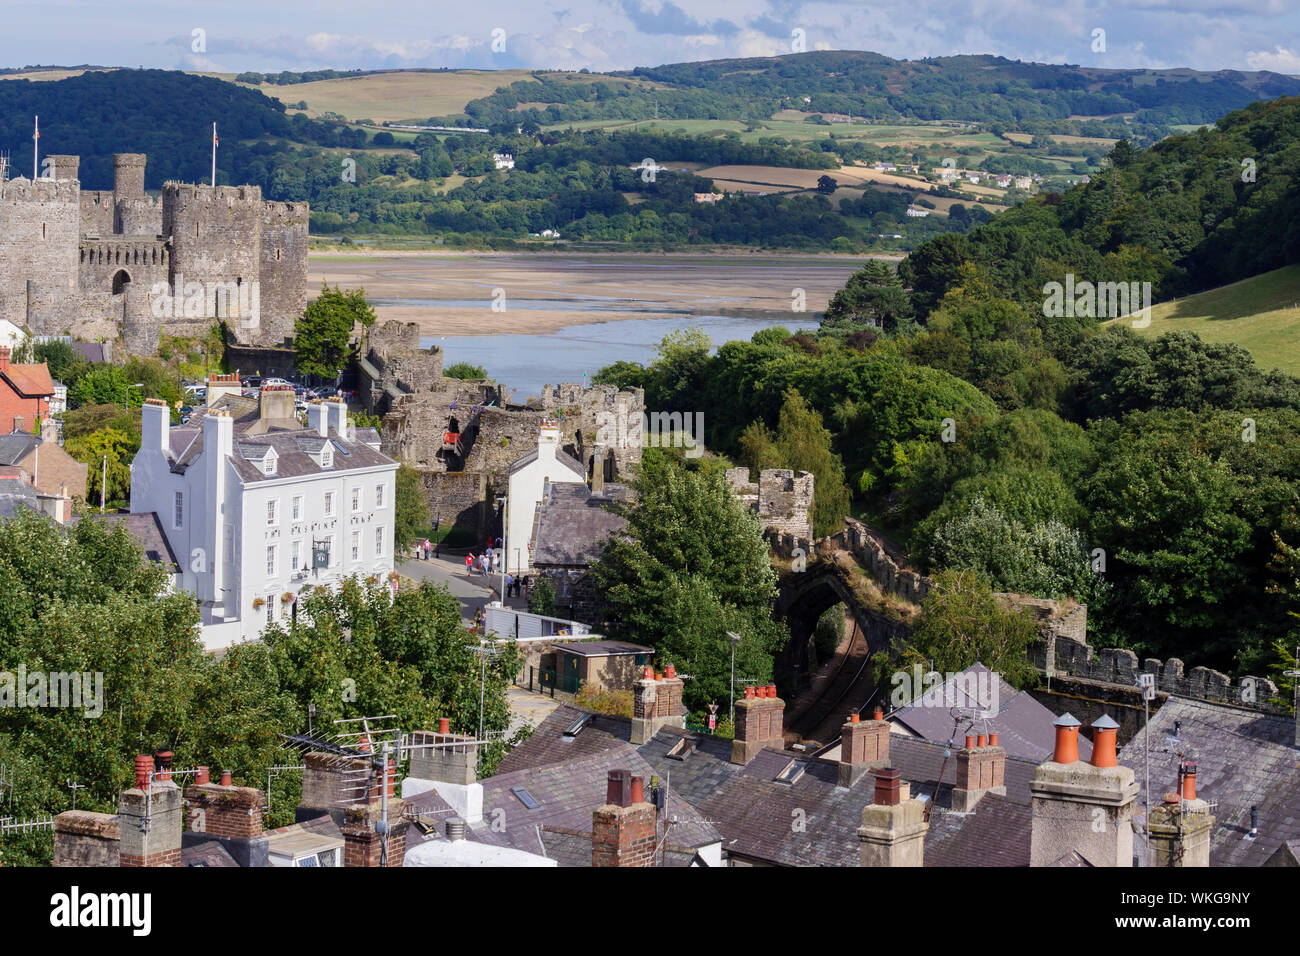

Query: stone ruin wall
[{"left": 727, "top": 467, "right": 815, "bottom": 543}]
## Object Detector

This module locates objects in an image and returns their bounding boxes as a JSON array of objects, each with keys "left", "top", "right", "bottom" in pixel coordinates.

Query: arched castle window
[{"left": 112, "top": 270, "right": 131, "bottom": 295}]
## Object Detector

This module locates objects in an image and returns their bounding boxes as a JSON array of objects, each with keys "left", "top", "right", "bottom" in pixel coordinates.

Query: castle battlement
[
  {"left": 0, "top": 178, "right": 80, "bottom": 203},
  {"left": 162, "top": 182, "right": 263, "bottom": 204},
  {"left": 262, "top": 200, "right": 310, "bottom": 223},
  {"left": 2, "top": 152, "right": 306, "bottom": 352}
]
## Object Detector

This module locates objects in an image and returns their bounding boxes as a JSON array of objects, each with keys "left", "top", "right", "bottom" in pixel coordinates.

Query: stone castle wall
[
  {"left": 0, "top": 154, "right": 308, "bottom": 353},
  {"left": 727, "top": 467, "right": 815, "bottom": 542}
]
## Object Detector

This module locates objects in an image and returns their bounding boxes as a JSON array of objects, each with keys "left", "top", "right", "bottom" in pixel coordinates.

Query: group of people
[{"left": 463, "top": 541, "right": 530, "bottom": 600}]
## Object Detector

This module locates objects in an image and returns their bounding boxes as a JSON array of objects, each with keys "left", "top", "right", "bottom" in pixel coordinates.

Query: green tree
[
  {"left": 902, "top": 568, "right": 1041, "bottom": 690},
  {"left": 293, "top": 284, "right": 376, "bottom": 379},
  {"left": 65, "top": 427, "right": 135, "bottom": 508},
  {"left": 591, "top": 455, "right": 787, "bottom": 710},
  {"left": 444, "top": 362, "right": 487, "bottom": 380},
  {"left": 70, "top": 365, "right": 130, "bottom": 409},
  {"left": 33, "top": 340, "right": 78, "bottom": 381},
  {"left": 394, "top": 464, "right": 429, "bottom": 551}
]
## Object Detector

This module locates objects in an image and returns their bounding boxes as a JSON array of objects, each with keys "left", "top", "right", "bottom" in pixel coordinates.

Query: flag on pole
[
  {"left": 211, "top": 122, "right": 218, "bottom": 187},
  {"left": 213, "top": 123, "right": 218, "bottom": 148}
]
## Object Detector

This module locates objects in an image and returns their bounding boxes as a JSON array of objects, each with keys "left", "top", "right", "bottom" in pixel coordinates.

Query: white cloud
[{"left": 1245, "top": 46, "right": 1300, "bottom": 73}]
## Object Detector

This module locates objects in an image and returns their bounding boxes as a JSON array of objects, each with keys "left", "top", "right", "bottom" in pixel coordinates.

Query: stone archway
[{"left": 111, "top": 269, "right": 131, "bottom": 295}]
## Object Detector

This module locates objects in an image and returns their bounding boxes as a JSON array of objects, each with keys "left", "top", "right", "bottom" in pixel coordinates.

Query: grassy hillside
[{"left": 1112, "top": 265, "right": 1300, "bottom": 374}]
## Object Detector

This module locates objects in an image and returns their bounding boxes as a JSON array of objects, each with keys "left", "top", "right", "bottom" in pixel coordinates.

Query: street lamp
[
  {"left": 125, "top": 382, "right": 144, "bottom": 413},
  {"left": 726, "top": 631, "right": 742, "bottom": 725}
]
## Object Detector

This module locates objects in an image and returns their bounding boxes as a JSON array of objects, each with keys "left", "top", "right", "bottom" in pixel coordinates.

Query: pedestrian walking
[
  {"left": 506, "top": 573, "right": 514, "bottom": 599},
  {"left": 465, "top": 553, "right": 473, "bottom": 577},
  {"left": 422, "top": 539, "right": 431, "bottom": 561}
]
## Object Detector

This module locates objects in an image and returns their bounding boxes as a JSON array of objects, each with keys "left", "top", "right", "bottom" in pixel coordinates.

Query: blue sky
[{"left": 2, "top": 0, "right": 1297, "bottom": 75}]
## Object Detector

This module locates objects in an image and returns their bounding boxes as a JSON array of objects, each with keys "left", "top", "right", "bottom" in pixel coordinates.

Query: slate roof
[
  {"left": 493, "top": 702, "right": 1052, "bottom": 866},
  {"left": 404, "top": 744, "right": 721, "bottom": 866},
  {"left": 508, "top": 447, "right": 584, "bottom": 478},
  {"left": 69, "top": 512, "right": 180, "bottom": 571},
  {"left": 1117, "top": 696, "right": 1300, "bottom": 867},
  {"left": 165, "top": 416, "right": 395, "bottom": 481},
  {"left": 0, "top": 432, "right": 39, "bottom": 466},
  {"left": 0, "top": 475, "right": 45, "bottom": 519},
  {"left": 71, "top": 342, "right": 111, "bottom": 364},
  {"left": 890, "top": 663, "right": 1092, "bottom": 763},
  {"left": 531, "top": 488, "right": 627, "bottom": 567},
  {"left": 182, "top": 841, "right": 239, "bottom": 867}
]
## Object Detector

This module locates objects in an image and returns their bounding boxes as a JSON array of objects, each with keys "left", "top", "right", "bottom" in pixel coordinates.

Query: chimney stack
[
  {"left": 953, "top": 728, "right": 1007, "bottom": 812},
  {"left": 184, "top": 770, "right": 269, "bottom": 867},
  {"left": 0, "top": 347, "right": 10, "bottom": 373},
  {"left": 592, "top": 770, "right": 657, "bottom": 867},
  {"left": 731, "top": 683, "right": 785, "bottom": 765},
  {"left": 119, "top": 754, "right": 183, "bottom": 867},
  {"left": 52, "top": 811, "right": 120, "bottom": 867},
  {"left": 591, "top": 447, "right": 606, "bottom": 496},
  {"left": 1029, "top": 713, "right": 1138, "bottom": 867},
  {"left": 402, "top": 721, "right": 483, "bottom": 825},
  {"left": 1147, "top": 762, "right": 1214, "bottom": 867},
  {"left": 141, "top": 398, "right": 170, "bottom": 453},
  {"left": 307, "top": 400, "right": 329, "bottom": 437},
  {"left": 631, "top": 666, "right": 686, "bottom": 744},
  {"left": 259, "top": 384, "right": 296, "bottom": 423},
  {"left": 838, "top": 706, "right": 890, "bottom": 787},
  {"left": 856, "top": 768, "right": 928, "bottom": 867}
]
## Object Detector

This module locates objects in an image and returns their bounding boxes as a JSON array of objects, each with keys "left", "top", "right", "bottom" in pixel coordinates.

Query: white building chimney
[
  {"left": 328, "top": 398, "right": 349, "bottom": 439},
  {"left": 202, "top": 410, "right": 234, "bottom": 615},
  {"left": 141, "top": 398, "right": 170, "bottom": 452},
  {"left": 538, "top": 419, "right": 560, "bottom": 460},
  {"left": 307, "top": 401, "right": 328, "bottom": 437}
]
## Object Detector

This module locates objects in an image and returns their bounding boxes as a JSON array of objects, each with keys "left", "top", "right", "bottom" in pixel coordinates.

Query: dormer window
[
  {"left": 321, "top": 443, "right": 334, "bottom": 468},
  {"left": 262, "top": 448, "right": 278, "bottom": 475}
]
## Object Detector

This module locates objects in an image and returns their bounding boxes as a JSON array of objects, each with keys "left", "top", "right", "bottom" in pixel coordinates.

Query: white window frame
[
  {"left": 375, "top": 484, "right": 384, "bottom": 508},
  {"left": 266, "top": 544, "right": 277, "bottom": 578},
  {"left": 267, "top": 498, "right": 280, "bottom": 527},
  {"left": 375, "top": 526, "right": 384, "bottom": 558},
  {"left": 292, "top": 495, "right": 303, "bottom": 522},
  {"left": 324, "top": 491, "right": 335, "bottom": 517},
  {"left": 351, "top": 486, "right": 361, "bottom": 513},
  {"left": 173, "top": 491, "right": 184, "bottom": 530},
  {"left": 325, "top": 534, "right": 335, "bottom": 567},
  {"left": 351, "top": 530, "right": 361, "bottom": 562},
  {"left": 291, "top": 539, "right": 302, "bottom": 573}
]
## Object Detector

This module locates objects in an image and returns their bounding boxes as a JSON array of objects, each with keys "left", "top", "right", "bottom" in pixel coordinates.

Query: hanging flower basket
[
  {"left": 387, "top": 571, "right": 401, "bottom": 582},
  {"left": 281, "top": 592, "right": 295, "bottom": 605},
  {"left": 252, "top": 597, "right": 266, "bottom": 609}
]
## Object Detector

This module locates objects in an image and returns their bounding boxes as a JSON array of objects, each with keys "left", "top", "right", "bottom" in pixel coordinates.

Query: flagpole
[
  {"left": 33, "top": 115, "right": 39, "bottom": 180},
  {"left": 211, "top": 122, "right": 217, "bottom": 187}
]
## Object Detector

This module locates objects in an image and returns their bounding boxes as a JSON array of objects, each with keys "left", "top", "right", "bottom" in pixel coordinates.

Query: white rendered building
[
  {"left": 130, "top": 391, "right": 398, "bottom": 648},
  {"left": 504, "top": 420, "right": 585, "bottom": 575}
]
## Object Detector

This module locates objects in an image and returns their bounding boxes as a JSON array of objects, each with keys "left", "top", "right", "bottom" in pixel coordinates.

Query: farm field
[{"left": 1106, "top": 265, "right": 1300, "bottom": 375}]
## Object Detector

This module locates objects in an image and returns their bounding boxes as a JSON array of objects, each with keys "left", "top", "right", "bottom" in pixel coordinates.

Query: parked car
[
  {"left": 263, "top": 377, "right": 291, "bottom": 388},
  {"left": 242, "top": 376, "right": 263, "bottom": 389}
]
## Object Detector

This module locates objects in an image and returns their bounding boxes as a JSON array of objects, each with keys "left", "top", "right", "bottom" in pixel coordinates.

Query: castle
[{"left": 0, "top": 152, "right": 308, "bottom": 354}]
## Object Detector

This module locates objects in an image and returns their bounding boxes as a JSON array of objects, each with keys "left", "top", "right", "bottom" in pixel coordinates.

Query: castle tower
[
  {"left": 46, "top": 155, "right": 80, "bottom": 182},
  {"left": 258, "top": 201, "right": 310, "bottom": 347},
  {"left": 162, "top": 182, "right": 264, "bottom": 341},
  {"left": 0, "top": 177, "right": 81, "bottom": 335},
  {"left": 113, "top": 154, "right": 146, "bottom": 200}
]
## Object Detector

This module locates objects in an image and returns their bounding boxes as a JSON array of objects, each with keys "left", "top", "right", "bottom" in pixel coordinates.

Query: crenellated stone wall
[{"left": 0, "top": 153, "right": 308, "bottom": 353}]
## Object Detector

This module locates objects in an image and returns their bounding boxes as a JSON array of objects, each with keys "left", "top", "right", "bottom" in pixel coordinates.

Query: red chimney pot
[
  {"left": 195, "top": 766, "right": 210, "bottom": 786},
  {"left": 965, "top": 734, "right": 976, "bottom": 750},
  {"left": 664, "top": 664, "right": 676, "bottom": 679},
  {"left": 988, "top": 732, "right": 999, "bottom": 747},
  {"left": 1179, "top": 762, "right": 1197, "bottom": 802},
  {"left": 134, "top": 755, "right": 153, "bottom": 791},
  {"left": 438, "top": 717, "right": 450, "bottom": 735},
  {"left": 850, "top": 713, "right": 860, "bottom": 723},
  {"left": 873, "top": 768, "right": 902, "bottom": 807},
  {"left": 872, "top": 705, "right": 884, "bottom": 721},
  {"left": 630, "top": 776, "right": 644, "bottom": 805},
  {"left": 220, "top": 770, "right": 232, "bottom": 787},
  {"left": 976, "top": 734, "right": 987, "bottom": 748}
]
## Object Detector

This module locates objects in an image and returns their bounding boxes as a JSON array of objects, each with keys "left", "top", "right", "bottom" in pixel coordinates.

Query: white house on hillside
[
  {"left": 504, "top": 420, "right": 585, "bottom": 575},
  {"left": 130, "top": 391, "right": 398, "bottom": 648}
]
